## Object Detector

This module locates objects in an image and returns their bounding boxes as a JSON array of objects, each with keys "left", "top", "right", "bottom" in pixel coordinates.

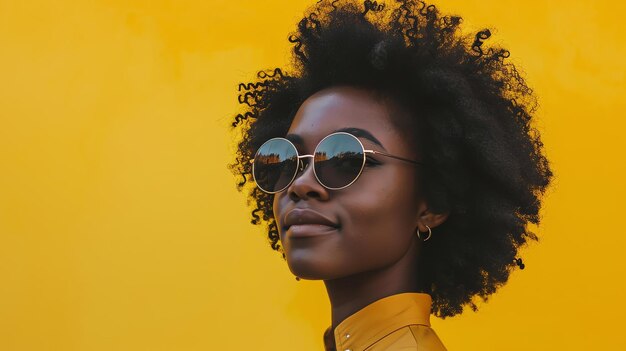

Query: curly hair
[{"left": 228, "top": 0, "right": 553, "bottom": 318}]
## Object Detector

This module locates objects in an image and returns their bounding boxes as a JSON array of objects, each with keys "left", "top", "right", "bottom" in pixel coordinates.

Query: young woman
[{"left": 230, "top": 1, "right": 553, "bottom": 350}]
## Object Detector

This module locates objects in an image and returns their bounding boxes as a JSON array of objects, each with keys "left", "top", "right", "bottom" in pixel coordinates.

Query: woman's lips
[
  {"left": 283, "top": 208, "right": 339, "bottom": 238},
  {"left": 287, "top": 224, "right": 338, "bottom": 238}
]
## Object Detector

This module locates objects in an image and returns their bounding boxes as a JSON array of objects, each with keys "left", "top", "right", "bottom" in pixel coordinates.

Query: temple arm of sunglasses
[{"left": 365, "top": 150, "right": 423, "bottom": 165}]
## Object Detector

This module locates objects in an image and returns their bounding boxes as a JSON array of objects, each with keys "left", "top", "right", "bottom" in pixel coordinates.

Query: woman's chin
[{"left": 286, "top": 254, "right": 339, "bottom": 280}]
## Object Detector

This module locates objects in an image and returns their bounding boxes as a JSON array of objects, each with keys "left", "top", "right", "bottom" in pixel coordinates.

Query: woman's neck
[{"left": 323, "top": 237, "right": 422, "bottom": 329}]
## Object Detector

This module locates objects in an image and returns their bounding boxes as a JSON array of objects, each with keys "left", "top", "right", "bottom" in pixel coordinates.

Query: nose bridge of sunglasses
[{"left": 297, "top": 154, "right": 314, "bottom": 173}]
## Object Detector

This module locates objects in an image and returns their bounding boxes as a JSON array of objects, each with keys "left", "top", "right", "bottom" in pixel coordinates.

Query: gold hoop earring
[{"left": 416, "top": 225, "right": 432, "bottom": 241}]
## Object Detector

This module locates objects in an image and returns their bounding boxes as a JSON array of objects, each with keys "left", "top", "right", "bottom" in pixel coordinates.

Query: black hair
[{"left": 229, "top": 0, "right": 553, "bottom": 318}]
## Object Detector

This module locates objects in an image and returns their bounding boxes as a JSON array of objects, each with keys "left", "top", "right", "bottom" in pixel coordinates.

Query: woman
[{"left": 229, "top": 0, "right": 553, "bottom": 350}]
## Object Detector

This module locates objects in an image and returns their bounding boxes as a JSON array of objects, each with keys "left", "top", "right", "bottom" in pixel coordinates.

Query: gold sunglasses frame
[{"left": 250, "top": 131, "right": 423, "bottom": 194}]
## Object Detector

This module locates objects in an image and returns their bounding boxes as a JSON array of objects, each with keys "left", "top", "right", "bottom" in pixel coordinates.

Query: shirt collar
[{"left": 323, "top": 292, "right": 433, "bottom": 351}]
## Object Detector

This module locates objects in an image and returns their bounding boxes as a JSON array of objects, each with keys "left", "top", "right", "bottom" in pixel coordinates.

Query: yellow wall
[{"left": 1, "top": 0, "right": 624, "bottom": 350}]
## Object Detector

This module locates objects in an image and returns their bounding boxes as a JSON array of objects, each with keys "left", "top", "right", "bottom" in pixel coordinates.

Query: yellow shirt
[{"left": 323, "top": 292, "right": 447, "bottom": 351}]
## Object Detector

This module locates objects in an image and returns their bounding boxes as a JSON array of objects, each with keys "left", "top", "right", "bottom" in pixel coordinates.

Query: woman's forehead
[{"left": 287, "top": 86, "right": 401, "bottom": 146}]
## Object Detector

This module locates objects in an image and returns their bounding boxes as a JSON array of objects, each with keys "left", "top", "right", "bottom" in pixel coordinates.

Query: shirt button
[
  {"left": 344, "top": 349, "right": 351, "bottom": 351},
  {"left": 345, "top": 333, "right": 350, "bottom": 339}
]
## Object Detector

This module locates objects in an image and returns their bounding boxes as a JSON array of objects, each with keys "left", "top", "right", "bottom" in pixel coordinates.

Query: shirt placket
[{"left": 335, "top": 330, "right": 354, "bottom": 351}]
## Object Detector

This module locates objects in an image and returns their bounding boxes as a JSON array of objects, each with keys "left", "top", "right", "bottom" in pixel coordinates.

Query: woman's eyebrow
[
  {"left": 334, "top": 127, "right": 384, "bottom": 148},
  {"left": 284, "top": 134, "right": 303, "bottom": 145},
  {"left": 284, "top": 127, "right": 384, "bottom": 148}
]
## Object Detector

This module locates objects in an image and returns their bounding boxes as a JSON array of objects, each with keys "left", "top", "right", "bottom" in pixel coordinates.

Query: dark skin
[{"left": 272, "top": 86, "right": 449, "bottom": 344}]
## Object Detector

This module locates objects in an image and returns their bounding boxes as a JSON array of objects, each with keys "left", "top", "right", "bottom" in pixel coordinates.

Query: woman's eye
[{"left": 365, "top": 156, "right": 381, "bottom": 166}]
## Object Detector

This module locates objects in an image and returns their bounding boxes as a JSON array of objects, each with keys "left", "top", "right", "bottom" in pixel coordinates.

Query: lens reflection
[
  {"left": 253, "top": 139, "right": 298, "bottom": 193},
  {"left": 314, "top": 134, "right": 364, "bottom": 189}
]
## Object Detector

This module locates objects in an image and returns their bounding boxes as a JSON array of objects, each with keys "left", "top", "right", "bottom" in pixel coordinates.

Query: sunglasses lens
[
  {"left": 253, "top": 139, "right": 298, "bottom": 193},
  {"left": 314, "top": 133, "right": 365, "bottom": 189}
]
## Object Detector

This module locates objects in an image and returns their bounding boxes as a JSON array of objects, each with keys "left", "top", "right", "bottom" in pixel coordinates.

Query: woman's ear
[{"left": 415, "top": 201, "right": 449, "bottom": 232}]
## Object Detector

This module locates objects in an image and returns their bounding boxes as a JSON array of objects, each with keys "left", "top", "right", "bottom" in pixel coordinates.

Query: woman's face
[{"left": 273, "top": 85, "right": 425, "bottom": 280}]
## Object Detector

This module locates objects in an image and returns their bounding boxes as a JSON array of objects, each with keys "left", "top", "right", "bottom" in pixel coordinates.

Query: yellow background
[{"left": 1, "top": 0, "right": 624, "bottom": 350}]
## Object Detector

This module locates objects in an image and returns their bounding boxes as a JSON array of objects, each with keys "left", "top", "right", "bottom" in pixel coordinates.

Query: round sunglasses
[{"left": 250, "top": 132, "right": 424, "bottom": 194}]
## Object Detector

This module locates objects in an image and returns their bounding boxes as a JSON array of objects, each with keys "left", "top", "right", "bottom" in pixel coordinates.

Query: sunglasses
[{"left": 250, "top": 131, "right": 424, "bottom": 194}]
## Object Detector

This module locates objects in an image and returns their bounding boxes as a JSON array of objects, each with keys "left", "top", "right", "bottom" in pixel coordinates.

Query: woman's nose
[{"left": 287, "top": 158, "right": 330, "bottom": 201}]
